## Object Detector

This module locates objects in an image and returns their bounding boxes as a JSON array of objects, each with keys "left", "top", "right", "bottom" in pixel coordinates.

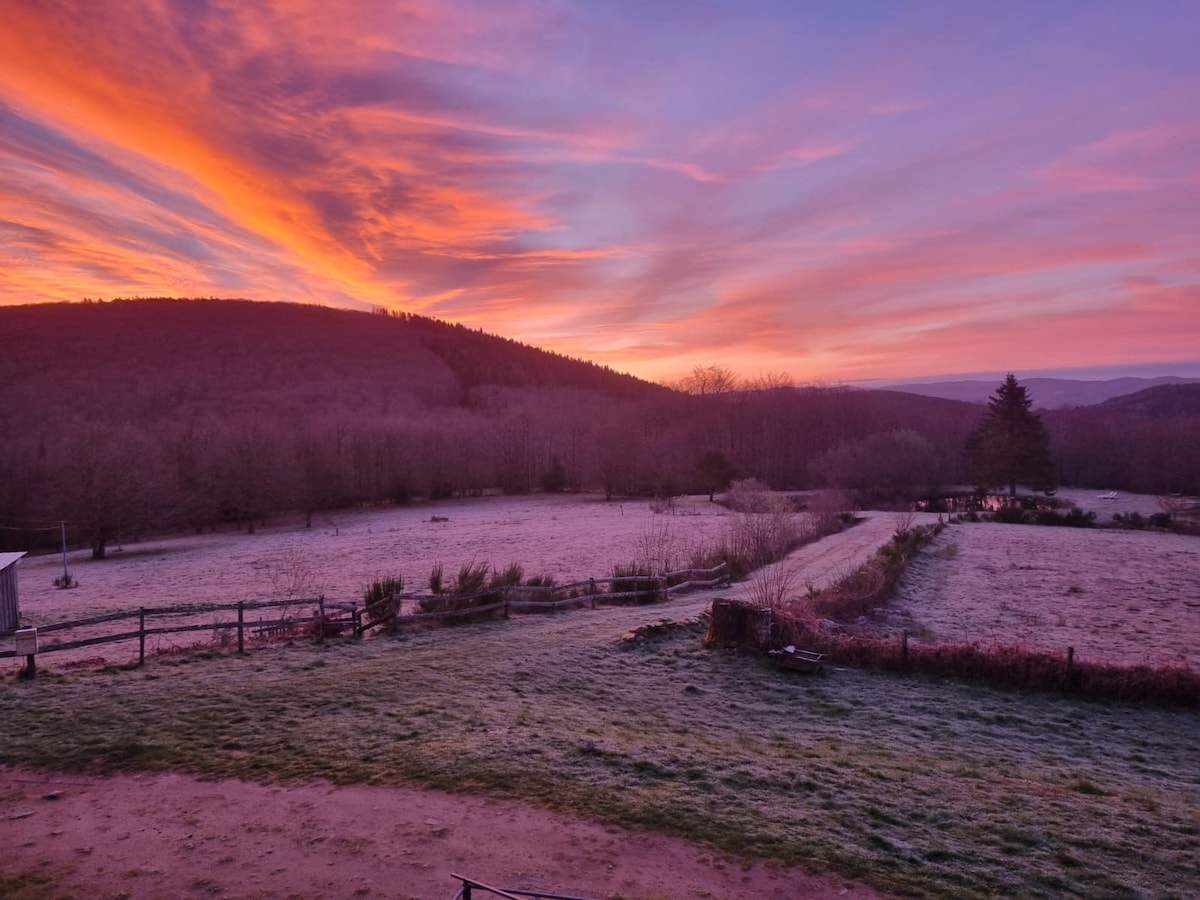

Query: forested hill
[
  {"left": 3, "top": 298, "right": 1197, "bottom": 557},
  {"left": 1097, "top": 384, "right": 1200, "bottom": 418},
  {"left": 0, "top": 298, "right": 660, "bottom": 427}
]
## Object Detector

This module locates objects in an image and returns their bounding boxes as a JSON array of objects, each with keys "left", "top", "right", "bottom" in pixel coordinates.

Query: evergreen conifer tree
[{"left": 966, "top": 374, "right": 1056, "bottom": 496}]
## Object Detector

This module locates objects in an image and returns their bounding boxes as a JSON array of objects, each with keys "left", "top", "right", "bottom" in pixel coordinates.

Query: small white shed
[{"left": 0, "top": 552, "right": 25, "bottom": 634}]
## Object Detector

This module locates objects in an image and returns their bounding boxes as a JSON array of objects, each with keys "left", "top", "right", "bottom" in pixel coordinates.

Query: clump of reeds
[{"left": 362, "top": 575, "right": 404, "bottom": 620}]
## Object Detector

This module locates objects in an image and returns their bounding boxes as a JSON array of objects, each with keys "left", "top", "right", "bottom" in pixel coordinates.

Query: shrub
[
  {"left": 490, "top": 562, "right": 524, "bottom": 588},
  {"left": 993, "top": 505, "right": 1027, "bottom": 524},
  {"left": 429, "top": 561, "right": 444, "bottom": 594},
  {"left": 727, "top": 496, "right": 805, "bottom": 570},
  {"left": 634, "top": 516, "right": 679, "bottom": 573},
  {"left": 455, "top": 561, "right": 490, "bottom": 594},
  {"left": 362, "top": 576, "right": 404, "bottom": 620},
  {"left": 746, "top": 561, "right": 802, "bottom": 609},
  {"left": 807, "top": 560, "right": 889, "bottom": 621},
  {"left": 1062, "top": 507, "right": 1096, "bottom": 528}
]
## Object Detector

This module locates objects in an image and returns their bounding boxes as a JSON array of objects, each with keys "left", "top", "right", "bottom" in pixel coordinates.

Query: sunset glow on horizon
[{"left": 2, "top": 1, "right": 1198, "bottom": 384}]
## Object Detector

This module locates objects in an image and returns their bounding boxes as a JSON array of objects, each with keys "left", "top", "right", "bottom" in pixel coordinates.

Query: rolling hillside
[
  {"left": 0, "top": 298, "right": 660, "bottom": 432},
  {"left": 1097, "top": 383, "right": 1200, "bottom": 418}
]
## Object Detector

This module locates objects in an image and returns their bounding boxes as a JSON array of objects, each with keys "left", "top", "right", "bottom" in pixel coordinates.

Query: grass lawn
[{"left": 2, "top": 609, "right": 1198, "bottom": 898}]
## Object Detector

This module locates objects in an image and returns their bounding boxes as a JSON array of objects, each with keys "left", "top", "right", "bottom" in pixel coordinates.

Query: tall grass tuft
[
  {"left": 362, "top": 576, "right": 404, "bottom": 621},
  {"left": 489, "top": 562, "right": 524, "bottom": 589},
  {"left": 455, "top": 560, "right": 489, "bottom": 594}
]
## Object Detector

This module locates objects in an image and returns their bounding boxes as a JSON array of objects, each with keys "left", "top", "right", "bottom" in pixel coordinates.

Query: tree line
[{"left": 1, "top": 300, "right": 1198, "bottom": 557}]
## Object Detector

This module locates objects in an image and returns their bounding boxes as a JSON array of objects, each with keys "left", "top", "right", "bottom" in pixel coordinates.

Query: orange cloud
[{"left": 2, "top": 2, "right": 1197, "bottom": 385}]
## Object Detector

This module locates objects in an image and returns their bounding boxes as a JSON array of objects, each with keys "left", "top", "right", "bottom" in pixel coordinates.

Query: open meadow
[
  {"left": 2, "top": 492, "right": 1199, "bottom": 898},
  {"left": 896, "top": 523, "right": 1200, "bottom": 669},
  {"left": 14, "top": 494, "right": 736, "bottom": 628}
]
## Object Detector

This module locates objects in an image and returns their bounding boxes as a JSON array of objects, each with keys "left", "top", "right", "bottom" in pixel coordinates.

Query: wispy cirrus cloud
[{"left": 1, "top": 0, "right": 1198, "bottom": 382}]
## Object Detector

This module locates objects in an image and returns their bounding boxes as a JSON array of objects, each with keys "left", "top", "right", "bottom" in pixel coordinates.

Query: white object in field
[{"left": 14, "top": 627, "right": 38, "bottom": 656}]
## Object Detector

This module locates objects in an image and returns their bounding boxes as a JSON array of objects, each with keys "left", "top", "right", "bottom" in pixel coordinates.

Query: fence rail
[
  {"left": 2, "top": 564, "right": 729, "bottom": 670},
  {"left": 0, "top": 597, "right": 348, "bottom": 664}
]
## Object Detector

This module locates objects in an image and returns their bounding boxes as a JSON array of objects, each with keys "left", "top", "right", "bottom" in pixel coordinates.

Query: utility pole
[{"left": 60, "top": 521, "right": 70, "bottom": 585}]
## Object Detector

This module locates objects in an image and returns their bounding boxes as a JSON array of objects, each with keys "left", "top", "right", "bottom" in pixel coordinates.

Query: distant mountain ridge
[
  {"left": 884, "top": 376, "right": 1200, "bottom": 409},
  {"left": 1098, "top": 384, "right": 1200, "bottom": 417}
]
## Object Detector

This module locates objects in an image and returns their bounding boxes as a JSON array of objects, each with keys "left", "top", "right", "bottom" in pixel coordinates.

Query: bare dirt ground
[{"left": 1, "top": 767, "right": 882, "bottom": 900}]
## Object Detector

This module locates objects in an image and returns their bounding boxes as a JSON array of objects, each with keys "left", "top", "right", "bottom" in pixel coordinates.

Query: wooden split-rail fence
[{"left": 1, "top": 563, "right": 729, "bottom": 673}]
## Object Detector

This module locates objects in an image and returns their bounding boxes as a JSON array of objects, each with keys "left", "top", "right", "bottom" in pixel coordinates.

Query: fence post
[
  {"left": 590, "top": 578, "right": 597, "bottom": 609},
  {"left": 1067, "top": 646, "right": 1075, "bottom": 688},
  {"left": 352, "top": 604, "right": 362, "bottom": 638},
  {"left": 901, "top": 630, "right": 909, "bottom": 669},
  {"left": 139, "top": 607, "right": 146, "bottom": 666},
  {"left": 317, "top": 596, "right": 325, "bottom": 644},
  {"left": 237, "top": 601, "right": 244, "bottom": 654}
]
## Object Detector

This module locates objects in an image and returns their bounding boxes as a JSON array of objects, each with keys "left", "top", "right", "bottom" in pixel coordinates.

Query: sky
[{"left": 2, "top": 1, "right": 1198, "bottom": 385}]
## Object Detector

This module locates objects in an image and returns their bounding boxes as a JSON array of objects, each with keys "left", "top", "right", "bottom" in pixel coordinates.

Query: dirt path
[
  {"left": 1, "top": 767, "right": 884, "bottom": 900},
  {"left": 720, "top": 512, "right": 915, "bottom": 603}
]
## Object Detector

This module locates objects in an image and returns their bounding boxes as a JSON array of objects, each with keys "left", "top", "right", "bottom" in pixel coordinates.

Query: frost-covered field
[
  {"left": 9, "top": 489, "right": 1197, "bottom": 672},
  {"left": 897, "top": 523, "right": 1200, "bottom": 668},
  {"left": 17, "top": 494, "right": 735, "bottom": 625},
  {"left": 7, "top": 493, "right": 922, "bottom": 669}
]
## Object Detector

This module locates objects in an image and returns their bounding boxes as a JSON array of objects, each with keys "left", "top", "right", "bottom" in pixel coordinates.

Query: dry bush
[
  {"left": 746, "top": 560, "right": 804, "bottom": 610},
  {"left": 455, "top": 560, "right": 490, "bottom": 594},
  {"left": 727, "top": 496, "right": 806, "bottom": 570},
  {"left": 723, "top": 478, "right": 772, "bottom": 512},
  {"left": 265, "top": 542, "right": 318, "bottom": 601},
  {"left": 634, "top": 516, "right": 680, "bottom": 574},
  {"left": 806, "top": 561, "right": 889, "bottom": 621},
  {"left": 362, "top": 576, "right": 404, "bottom": 622},
  {"left": 808, "top": 488, "right": 853, "bottom": 535},
  {"left": 489, "top": 562, "right": 524, "bottom": 588}
]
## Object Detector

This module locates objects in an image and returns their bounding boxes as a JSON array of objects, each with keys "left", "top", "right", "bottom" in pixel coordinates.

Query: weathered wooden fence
[
  {"left": 0, "top": 597, "right": 359, "bottom": 665},
  {"left": 1, "top": 563, "right": 729, "bottom": 671},
  {"left": 390, "top": 563, "right": 730, "bottom": 624}
]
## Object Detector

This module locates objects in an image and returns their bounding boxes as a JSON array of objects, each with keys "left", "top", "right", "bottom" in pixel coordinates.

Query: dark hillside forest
[
  {"left": 1047, "top": 385, "right": 1200, "bottom": 494},
  {"left": 1, "top": 298, "right": 1197, "bottom": 555}
]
